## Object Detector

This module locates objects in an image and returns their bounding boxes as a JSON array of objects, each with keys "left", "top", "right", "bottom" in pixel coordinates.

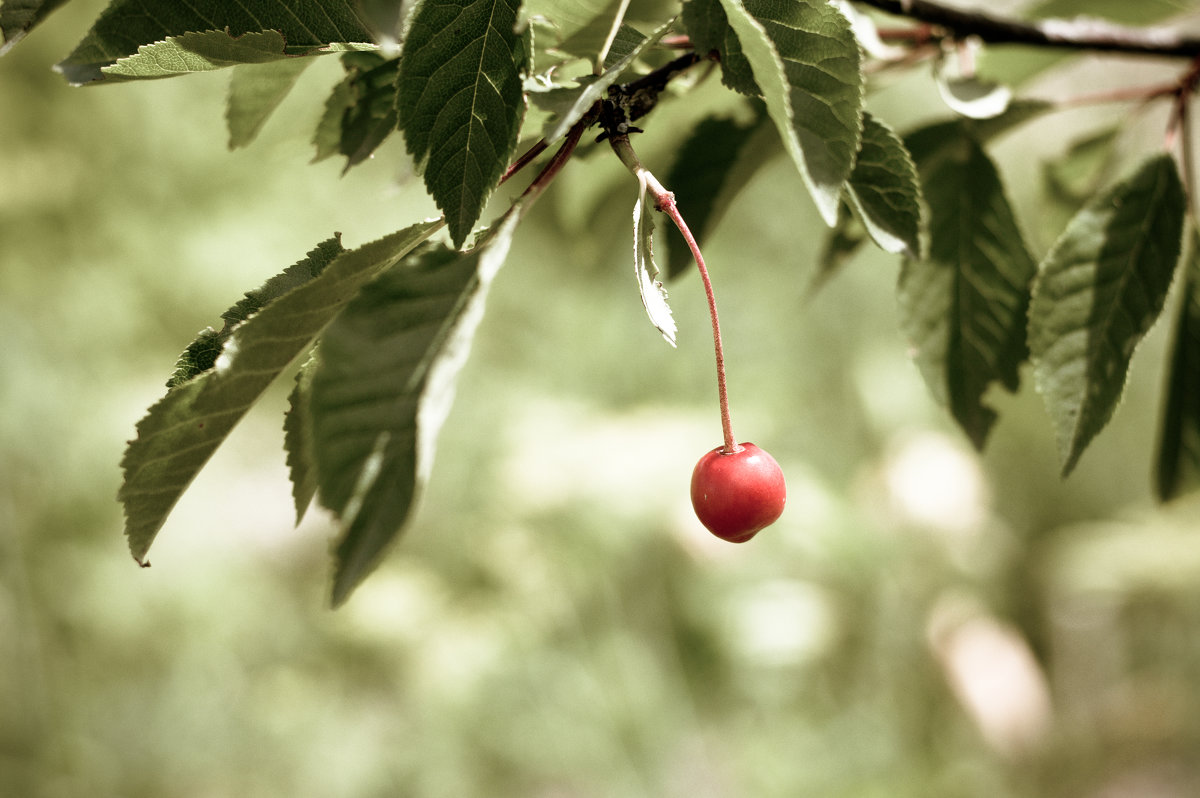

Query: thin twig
[{"left": 605, "top": 119, "right": 738, "bottom": 453}]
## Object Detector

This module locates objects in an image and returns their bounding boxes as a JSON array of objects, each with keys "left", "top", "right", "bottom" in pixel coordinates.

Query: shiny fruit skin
[{"left": 690, "top": 443, "right": 786, "bottom": 542}]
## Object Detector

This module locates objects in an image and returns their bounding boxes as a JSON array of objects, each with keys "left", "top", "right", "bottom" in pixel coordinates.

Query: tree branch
[{"left": 856, "top": 0, "right": 1200, "bottom": 58}]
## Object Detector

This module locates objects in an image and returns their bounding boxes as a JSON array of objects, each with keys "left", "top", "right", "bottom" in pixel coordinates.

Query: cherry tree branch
[{"left": 856, "top": 0, "right": 1200, "bottom": 58}]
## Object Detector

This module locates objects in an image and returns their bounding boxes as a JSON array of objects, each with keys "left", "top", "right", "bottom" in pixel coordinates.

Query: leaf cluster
[{"left": 4, "top": 0, "right": 1200, "bottom": 603}]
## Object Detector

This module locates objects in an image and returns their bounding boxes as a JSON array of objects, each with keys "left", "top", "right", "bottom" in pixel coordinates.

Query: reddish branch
[{"left": 857, "top": 0, "right": 1200, "bottom": 58}]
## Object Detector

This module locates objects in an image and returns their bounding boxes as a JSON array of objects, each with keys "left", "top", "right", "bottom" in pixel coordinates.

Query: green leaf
[
  {"left": 715, "top": 0, "right": 864, "bottom": 226},
  {"left": 58, "top": 0, "right": 374, "bottom": 85},
  {"left": 663, "top": 110, "right": 774, "bottom": 278},
  {"left": 100, "top": 30, "right": 296, "bottom": 81},
  {"left": 285, "top": 353, "right": 319, "bottom": 523},
  {"left": 1030, "top": 154, "right": 1186, "bottom": 476},
  {"left": 539, "top": 20, "right": 670, "bottom": 145},
  {"left": 397, "top": 0, "right": 528, "bottom": 248},
  {"left": 119, "top": 219, "right": 443, "bottom": 564},
  {"left": 519, "top": 0, "right": 622, "bottom": 49},
  {"left": 0, "top": 0, "right": 69, "bottom": 56},
  {"left": 845, "top": 112, "right": 923, "bottom": 259},
  {"left": 167, "top": 235, "right": 347, "bottom": 388},
  {"left": 312, "top": 210, "right": 522, "bottom": 606},
  {"left": 227, "top": 57, "right": 313, "bottom": 149},
  {"left": 312, "top": 53, "right": 400, "bottom": 170},
  {"left": 682, "top": 0, "right": 757, "bottom": 95},
  {"left": 900, "top": 121, "right": 1037, "bottom": 449},
  {"left": 633, "top": 176, "right": 676, "bottom": 346},
  {"left": 1157, "top": 229, "right": 1200, "bottom": 501}
]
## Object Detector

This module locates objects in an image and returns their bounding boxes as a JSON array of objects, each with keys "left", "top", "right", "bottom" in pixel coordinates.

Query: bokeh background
[{"left": 4, "top": 1, "right": 1200, "bottom": 796}]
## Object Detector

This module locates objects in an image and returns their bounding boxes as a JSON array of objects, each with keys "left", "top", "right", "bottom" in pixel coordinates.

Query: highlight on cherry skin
[{"left": 690, "top": 442, "right": 787, "bottom": 542}]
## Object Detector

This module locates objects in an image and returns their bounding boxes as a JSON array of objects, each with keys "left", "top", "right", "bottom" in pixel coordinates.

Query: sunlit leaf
[
  {"left": 633, "top": 176, "right": 676, "bottom": 346},
  {"left": 227, "top": 57, "right": 313, "bottom": 149},
  {"left": 57, "top": 0, "right": 373, "bottom": 85},
  {"left": 846, "top": 112, "right": 923, "bottom": 258},
  {"left": 715, "top": 0, "right": 864, "bottom": 226},
  {"left": 119, "top": 219, "right": 443, "bottom": 564},
  {"left": 0, "top": 0, "right": 69, "bottom": 56},
  {"left": 1030, "top": 154, "right": 1185, "bottom": 476},
  {"left": 397, "top": 0, "right": 528, "bottom": 247},
  {"left": 900, "top": 121, "right": 1037, "bottom": 449},
  {"left": 312, "top": 210, "right": 521, "bottom": 606},
  {"left": 101, "top": 30, "right": 297, "bottom": 81}
]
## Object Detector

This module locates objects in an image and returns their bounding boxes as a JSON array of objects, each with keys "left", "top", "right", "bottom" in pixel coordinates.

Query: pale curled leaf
[
  {"left": 715, "top": 0, "right": 864, "bottom": 226},
  {"left": 1030, "top": 154, "right": 1185, "bottom": 476},
  {"left": 633, "top": 176, "right": 677, "bottom": 346},
  {"left": 397, "top": 0, "right": 528, "bottom": 248},
  {"left": 313, "top": 212, "right": 522, "bottom": 606},
  {"left": 58, "top": 0, "right": 373, "bottom": 84},
  {"left": 900, "top": 121, "right": 1036, "bottom": 449},
  {"left": 846, "top": 112, "right": 923, "bottom": 258},
  {"left": 934, "top": 56, "right": 1012, "bottom": 120},
  {"left": 119, "top": 220, "right": 443, "bottom": 563}
]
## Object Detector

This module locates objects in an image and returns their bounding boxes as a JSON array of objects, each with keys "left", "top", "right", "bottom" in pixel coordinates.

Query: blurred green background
[{"left": 4, "top": 2, "right": 1200, "bottom": 796}]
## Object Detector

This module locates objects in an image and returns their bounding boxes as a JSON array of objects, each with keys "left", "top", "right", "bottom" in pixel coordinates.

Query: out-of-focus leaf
[
  {"left": 900, "top": 121, "right": 1037, "bottom": 449},
  {"left": 809, "top": 202, "right": 867, "bottom": 299},
  {"left": 356, "top": 0, "right": 413, "bottom": 45},
  {"left": 633, "top": 176, "right": 676, "bottom": 346},
  {"left": 1043, "top": 126, "right": 1120, "bottom": 204},
  {"left": 0, "top": 0, "right": 69, "bottom": 56},
  {"left": 715, "top": 0, "right": 864, "bottom": 226},
  {"left": 1157, "top": 229, "right": 1200, "bottom": 501},
  {"left": 520, "top": 0, "right": 622, "bottom": 49},
  {"left": 663, "top": 111, "right": 773, "bottom": 279},
  {"left": 227, "top": 57, "right": 313, "bottom": 149},
  {"left": 119, "top": 219, "right": 443, "bottom": 564},
  {"left": 1030, "top": 154, "right": 1185, "bottom": 476},
  {"left": 967, "top": 98, "right": 1055, "bottom": 143},
  {"left": 285, "top": 353, "right": 319, "bottom": 524},
  {"left": 57, "top": 0, "right": 374, "bottom": 85},
  {"left": 397, "top": 0, "right": 528, "bottom": 247},
  {"left": 846, "top": 112, "right": 923, "bottom": 258},
  {"left": 311, "top": 53, "right": 400, "bottom": 171},
  {"left": 313, "top": 210, "right": 521, "bottom": 606}
]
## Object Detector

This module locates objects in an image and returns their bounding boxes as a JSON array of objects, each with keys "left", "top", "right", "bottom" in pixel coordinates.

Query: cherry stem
[{"left": 609, "top": 133, "right": 738, "bottom": 454}]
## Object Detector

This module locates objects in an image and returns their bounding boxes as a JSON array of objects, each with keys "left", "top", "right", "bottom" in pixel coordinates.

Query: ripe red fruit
[{"left": 690, "top": 442, "right": 786, "bottom": 542}]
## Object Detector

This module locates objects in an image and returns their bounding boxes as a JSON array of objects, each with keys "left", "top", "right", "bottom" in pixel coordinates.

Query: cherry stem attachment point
[{"left": 608, "top": 131, "right": 738, "bottom": 454}]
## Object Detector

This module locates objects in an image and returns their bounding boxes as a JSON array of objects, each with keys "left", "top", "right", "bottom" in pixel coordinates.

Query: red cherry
[{"left": 690, "top": 442, "right": 786, "bottom": 542}]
